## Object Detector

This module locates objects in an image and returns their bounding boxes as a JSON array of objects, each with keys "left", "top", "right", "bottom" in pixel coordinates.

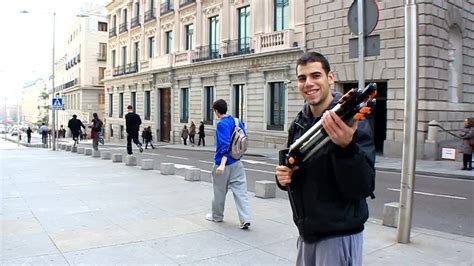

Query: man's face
[{"left": 297, "top": 61, "right": 334, "bottom": 109}]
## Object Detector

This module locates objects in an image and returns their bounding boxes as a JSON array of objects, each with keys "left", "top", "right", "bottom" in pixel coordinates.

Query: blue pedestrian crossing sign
[{"left": 52, "top": 98, "right": 63, "bottom": 110}]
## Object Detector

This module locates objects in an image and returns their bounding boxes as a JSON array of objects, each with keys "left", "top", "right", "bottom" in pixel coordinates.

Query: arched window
[{"left": 447, "top": 25, "right": 463, "bottom": 103}]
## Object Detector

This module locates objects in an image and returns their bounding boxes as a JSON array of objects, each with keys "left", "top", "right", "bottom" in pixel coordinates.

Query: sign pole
[{"left": 357, "top": 0, "right": 365, "bottom": 90}]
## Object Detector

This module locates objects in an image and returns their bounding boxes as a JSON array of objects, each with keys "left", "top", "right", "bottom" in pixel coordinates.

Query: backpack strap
[{"left": 234, "top": 117, "right": 239, "bottom": 128}]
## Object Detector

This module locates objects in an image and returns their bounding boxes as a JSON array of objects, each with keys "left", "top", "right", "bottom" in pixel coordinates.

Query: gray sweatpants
[
  {"left": 211, "top": 161, "right": 251, "bottom": 223},
  {"left": 296, "top": 232, "right": 363, "bottom": 266}
]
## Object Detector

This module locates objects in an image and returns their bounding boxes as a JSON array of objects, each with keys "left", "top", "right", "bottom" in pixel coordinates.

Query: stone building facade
[
  {"left": 305, "top": 0, "right": 474, "bottom": 159},
  {"left": 104, "top": 0, "right": 307, "bottom": 147}
]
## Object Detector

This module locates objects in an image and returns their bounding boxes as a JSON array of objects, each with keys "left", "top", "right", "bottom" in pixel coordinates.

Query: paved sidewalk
[{"left": 1, "top": 141, "right": 473, "bottom": 265}]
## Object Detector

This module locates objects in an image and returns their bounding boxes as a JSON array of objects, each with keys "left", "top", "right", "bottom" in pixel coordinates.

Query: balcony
[
  {"left": 131, "top": 16, "right": 140, "bottom": 28},
  {"left": 222, "top": 37, "right": 254, "bottom": 58},
  {"left": 97, "top": 53, "right": 107, "bottom": 61},
  {"left": 160, "top": 1, "right": 174, "bottom": 15},
  {"left": 64, "top": 78, "right": 78, "bottom": 89},
  {"left": 113, "top": 62, "right": 138, "bottom": 77},
  {"left": 192, "top": 44, "right": 220, "bottom": 62},
  {"left": 256, "top": 29, "right": 297, "bottom": 53},
  {"left": 180, "top": 0, "right": 195, "bottom": 7},
  {"left": 144, "top": 8, "right": 156, "bottom": 22},
  {"left": 109, "top": 27, "right": 117, "bottom": 38},
  {"left": 119, "top": 22, "right": 128, "bottom": 33}
]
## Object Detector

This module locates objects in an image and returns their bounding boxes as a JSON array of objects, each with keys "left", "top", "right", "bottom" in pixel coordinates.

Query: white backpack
[{"left": 228, "top": 117, "right": 248, "bottom": 159}]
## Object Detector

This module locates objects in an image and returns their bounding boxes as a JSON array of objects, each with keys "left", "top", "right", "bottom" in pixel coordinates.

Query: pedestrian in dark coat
[
  {"left": 181, "top": 125, "right": 189, "bottom": 145},
  {"left": 189, "top": 121, "right": 196, "bottom": 147},
  {"left": 144, "top": 126, "right": 155, "bottom": 149},
  {"left": 198, "top": 121, "right": 206, "bottom": 146},
  {"left": 26, "top": 127, "right": 32, "bottom": 143},
  {"left": 459, "top": 117, "right": 474, "bottom": 170},
  {"left": 125, "top": 105, "right": 143, "bottom": 155}
]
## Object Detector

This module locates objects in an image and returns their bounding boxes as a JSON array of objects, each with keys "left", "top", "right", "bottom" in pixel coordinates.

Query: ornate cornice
[
  {"left": 203, "top": 2, "right": 223, "bottom": 16},
  {"left": 180, "top": 15, "right": 195, "bottom": 24},
  {"left": 230, "top": 0, "right": 249, "bottom": 7},
  {"left": 131, "top": 34, "right": 141, "bottom": 42},
  {"left": 161, "top": 22, "right": 175, "bottom": 31}
]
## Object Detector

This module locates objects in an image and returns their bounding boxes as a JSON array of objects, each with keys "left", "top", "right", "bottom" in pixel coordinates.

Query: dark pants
[
  {"left": 182, "top": 137, "right": 187, "bottom": 145},
  {"left": 127, "top": 131, "right": 142, "bottom": 155},
  {"left": 27, "top": 135, "right": 31, "bottom": 143},
  {"left": 42, "top": 134, "right": 48, "bottom": 144},
  {"left": 462, "top": 153, "right": 473, "bottom": 170},
  {"left": 189, "top": 134, "right": 195, "bottom": 145},
  {"left": 198, "top": 135, "right": 205, "bottom": 146},
  {"left": 145, "top": 140, "right": 154, "bottom": 149}
]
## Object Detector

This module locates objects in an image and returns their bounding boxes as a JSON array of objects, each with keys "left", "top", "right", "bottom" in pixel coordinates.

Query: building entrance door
[{"left": 160, "top": 88, "right": 171, "bottom": 142}]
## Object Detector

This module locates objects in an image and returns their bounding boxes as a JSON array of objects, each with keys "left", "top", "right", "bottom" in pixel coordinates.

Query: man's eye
[{"left": 298, "top": 77, "right": 306, "bottom": 82}]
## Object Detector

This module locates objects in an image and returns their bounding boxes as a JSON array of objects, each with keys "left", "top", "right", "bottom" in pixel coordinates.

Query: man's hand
[
  {"left": 275, "top": 165, "right": 299, "bottom": 186},
  {"left": 321, "top": 110, "right": 357, "bottom": 148},
  {"left": 216, "top": 164, "right": 225, "bottom": 175}
]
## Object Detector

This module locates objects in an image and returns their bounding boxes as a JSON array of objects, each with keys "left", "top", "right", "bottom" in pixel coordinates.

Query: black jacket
[
  {"left": 125, "top": 112, "right": 142, "bottom": 134},
  {"left": 279, "top": 92, "right": 376, "bottom": 242},
  {"left": 68, "top": 118, "right": 85, "bottom": 133}
]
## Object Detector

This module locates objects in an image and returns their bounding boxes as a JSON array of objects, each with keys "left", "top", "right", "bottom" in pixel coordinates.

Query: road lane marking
[
  {"left": 387, "top": 188, "right": 467, "bottom": 200},
  {"left": 241, "top": 159, "right": 278, "bottom": 167},
  {"left": 167, "top": 155, "right": 188, "bottom": 160},
  {"left": 246, "top": 168, "right": 275, "bottom": 174},
  {"left": 198, "top": 160, "right": 213, "bottom": 164}
]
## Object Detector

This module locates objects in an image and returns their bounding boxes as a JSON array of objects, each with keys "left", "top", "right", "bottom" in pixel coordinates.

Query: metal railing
[
  {"left": 131, "top": 16, "right": 140, "bottom": 28},
  {"left": 180, "top": 0, "right": 195, "bottom": 7},
  {"left": 222, "top": 37, "right": 254, "bottom": 58},
  {"left": 119, "top": 22, "right": 128, "bottom": 33},
  {"left": 109, "top": 27, "right": 117, "bottom": 37},
  {"left": 144, "top": 8, "right": 156, "bottom": 22},
  {"left": 97, "top": 53, "right": 107, "bottom": 61},
  {"left": 160, "top": 1, "right": 174, "bottom": 15},
  {"left": 193, "top": 44, "right": 220, "bottom": 62},
  {"left": 113, "top": 62, "right": 138, "bottom": 76}
]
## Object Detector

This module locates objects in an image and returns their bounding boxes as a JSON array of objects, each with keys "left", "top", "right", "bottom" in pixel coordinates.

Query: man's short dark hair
[
  {"left": 296, "top": 52, "right": 331, "bottom": 76},
  {"left": 127, "top": 105, "right": 133, "bottom": 110},
  {"left": 212, "top": 99, "right": 227, "bottom": 114},
  {"left": 93, "top": 113, "right": 98, "bottom": 118},
  {"left": 72, "top": 114, "right": 77, "bottom": 118}
]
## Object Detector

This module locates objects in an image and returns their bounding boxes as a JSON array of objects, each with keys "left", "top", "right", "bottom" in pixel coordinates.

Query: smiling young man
[{"left": 275, "top": 52, "right": 376, "bottom": 265}]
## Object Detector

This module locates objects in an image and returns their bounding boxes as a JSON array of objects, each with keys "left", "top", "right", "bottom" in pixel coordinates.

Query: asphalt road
[{"left": 134, "top": 146, "right": 474, "bottom": 237}]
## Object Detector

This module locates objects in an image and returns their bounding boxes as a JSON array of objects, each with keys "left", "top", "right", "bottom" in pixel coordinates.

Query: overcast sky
[{"left": 0, "top": 0, "right": 107, "bottom": 105}]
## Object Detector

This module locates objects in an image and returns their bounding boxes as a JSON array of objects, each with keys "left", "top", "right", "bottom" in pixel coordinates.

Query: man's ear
[{"left": 327, "top": 70, "right": 335, "bottom": 85}]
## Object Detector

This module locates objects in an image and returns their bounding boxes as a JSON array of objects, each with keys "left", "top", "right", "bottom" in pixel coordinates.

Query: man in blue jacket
[
  {"left": 205, "top": 99, "right": 251, "bottom": 230},
  {"left": 275, "top": 52, "right": 375, "bottom": 265}
]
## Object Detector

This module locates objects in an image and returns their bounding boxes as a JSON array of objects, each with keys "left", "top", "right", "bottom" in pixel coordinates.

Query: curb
[{"left": 375, "top": 166, "right": 474, "bottom": 180}]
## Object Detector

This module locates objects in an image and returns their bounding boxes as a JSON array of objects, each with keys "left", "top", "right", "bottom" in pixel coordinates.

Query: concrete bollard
[
  {"left": 84, "top": 148, "right": 93, "bottom": 155},
  {"left": 184, "top": 167, "right": 200, "bottom": 181},
  {"left": 101, "top": 151, "right": 111, "bottom": 160},
  {"left": 71, "top": 146, "right": 77, "bottom": 153},
  {"left": 160, "top": 163, "right": 175, "bottom": 175},
  {"left": 141, "top": 159, "right": 154, "bottom": 170},
  {"left": 125, "top": 155, "right": 137, "bottom": 166},
  {"left": 92, "top": 150, "right": 101, "bottom": 158},
  {"left": 112, "top": 153, "right": 123, "bottom": 162},
  {"left": 382, "top": 202, "right": 400, "bottom": 228},
  {"left": 77, "top": 147, "right": 85, "bottom": 154},
  {"left": 65, "top": 145, "right": 72, "bottom": 151},
  {"left": 255, "top": 181, "right": 276, "bottom": 199}
]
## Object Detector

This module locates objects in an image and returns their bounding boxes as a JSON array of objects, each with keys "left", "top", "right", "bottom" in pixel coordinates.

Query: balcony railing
[
  {"left": 144, "top": 8, "right": 156, "bottom": 22},
  {"left": 97, "top": 53, "right": 107, "bottom": 61},
  {"left": 160, "top": 1, "right": 174, "bottom": 15},
  {"left": 180, "top": 0, "right": 195, "bottom": 7},
  {"left": 113, "top": 62, "right": 138, "bottom": 77},
  {"left": 119, "top": 22, "right": 128, "bottom": 33},
  {"left": 192, "top": 44, "right": 220, "bottom": 62},
  {"left": 222, "top": 37, "right": 254, "bottom": 58},
  {"left": 131, "top": 16, "right": 140, "bottom": 28},
  {"left": 256, "top": 29, "right": 296, "bottom": 53},
  {"left": 109, "top": 27, "right": 117, "bottom": 37}
]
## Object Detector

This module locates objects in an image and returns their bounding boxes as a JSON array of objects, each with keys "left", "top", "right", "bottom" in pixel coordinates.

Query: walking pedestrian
[
  {"left": 26, "top": 127, "right": 32, "bottom": 144},
  {"left": 181, "top": 125, "right": 189, "bottom": 145},
  {"left": 39, "top": 123, "right": 49, "bottom": 145},
  {"left": 144, "top": 126, "right": 155, "bottom": 149},
  {"left": 198, "top": 121, "right": 206, "bottom": 147},
  {"left": 459, "top": 117, "right": 474, "bottom": 170},
  {"left": 68, "top": 114, "right": 86, "bottom": 146},
  {"left": 205, "top": 99, "right": 251, "bottom": 230},
  {"left": 90, "top": 113, "right": 103, "bottom": 151},
  {"left": 189, "top": 121, "right": 196, "bottom": 147},
  {"left": 125, "top": 105, "right": 143, "bottom": 155},
  {"left": 275, "top": 52, "right": 375, "bottom": 266}
]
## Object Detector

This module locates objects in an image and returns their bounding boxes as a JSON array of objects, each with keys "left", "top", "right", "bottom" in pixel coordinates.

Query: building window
[
  {"left": 185, "top": 24, "right": 193, "bottom": 50},
  {"left": 274, "top": 0, "right": 289, "bottom": 31},
  {"left": 122, "top": 46, "right": 127, "bottom": 65},
  {"left": 109, "top": 124, "right": 114, "bottom": 137},
  {"left": 99, "top": 43, "right": 107, "bottom": 61},
  {"left": 180, "top": 88, "right": 189, "bottom": 123},
  {"left": 233, "top": 84, "right": 244, "bottom": 119},
  {"left": 120, "top": 125, "right": 125, "bottom": 139},
  {"left": 238, "top": 6, "right": 251, "bottom": 52},
  {"left": 165, "top": 31, "right": 172, "bottom": 54},
  {"left": 99, "top": 67, "right": 105, "bottom": 83},
  {"left": 268, "top": 82, "right": 285, "bottom": 130},
  {"left": 144, "top": 91, "right": 151, "bottom": 120},
  {"left": 148, "top": 36, "right": 155, "bottom": 58},
  {"left": 119, "top": 93, "right": 124, "bottom": 118},
  {"left": 111, "top": 50, "right": 116, "bottom": 67},
  {"left": 203, "top": 86, "right": 214, "bottom": 124},
  {"left": 131, "top": 91, "right": 136, "bottom": 109},
  {"left": 209, "top": 16, "right": 219, "bottom": 58},
  {"left": 133, "top": 41, "right": 140, "bottom": 63},
  {"left": 98, "top": 22, "right": 108, "bottom": 31},
  {"left": 99, "top": 93, "right": 105, "bottom": 105},
  {"left": 108, "top": 93, "right": 113, "bottom": 117}
]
